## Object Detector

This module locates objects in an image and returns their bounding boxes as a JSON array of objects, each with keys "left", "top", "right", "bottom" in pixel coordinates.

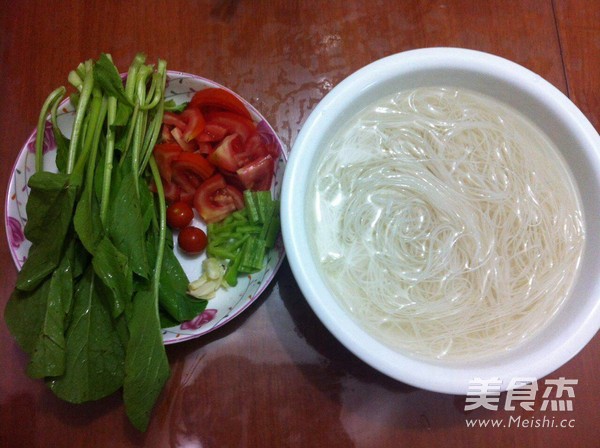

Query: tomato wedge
[
  {"left": 189, "top": 88, "right": 253, "bottom": 120},
  {"left": 205, "top": 111, "right": 256, "bottom": 143},
  {"left": 237, "top": 155, "right": 275, "bottom": 191},
  {"left": 196, "top": 123, "right": 228, "bottom": 143},
  {"left": 181, "top": 107, "right": 206, "bottom": 142},
  {"left": 208, "top": 134, "right": 243, "bottom": 172},
  {"left": 172, "top": 152, "right": 215, "bottom": 182},
  {"left": 196, "top": 142, "right": 214, "bottom": 155},
  {"left": 171, "top": 127, "right": 196, "bottom": 152},
  {"left": 171, "top": 152, "right": 215, "bottom": 203},
  {"left": 163, "top": 111, "right": 187, "bottom": 129},
  {"left": 161, "top": 124, "right": 174, "bottom": 143},
  {"left": 162, "top": 182, "right": 181, "bottom": 204},
  {"left": 233, "top": 133, "right": 270, "bottom": 167},
  {"left": 153, "top": 143, "right": 182, "bottom": 182},
  {"left": 193, "top": 174, "right": 244, "bottom": 223}
]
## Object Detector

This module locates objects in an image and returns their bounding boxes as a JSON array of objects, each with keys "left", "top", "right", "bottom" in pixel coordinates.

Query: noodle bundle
[{"left": 309, "top": 87, "right": 585, "bottom": 361}]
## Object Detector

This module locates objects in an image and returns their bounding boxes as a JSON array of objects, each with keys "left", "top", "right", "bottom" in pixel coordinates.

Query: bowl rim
[{"left": 281, "top": 47, "right": 600, "bottom": 395}]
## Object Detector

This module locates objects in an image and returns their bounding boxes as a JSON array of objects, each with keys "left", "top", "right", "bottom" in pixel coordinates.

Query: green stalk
[
  {"left": 68, "top": 70, "right": 83, "bottom": 91},
  {"left": 84, "top": 96, "right": 108, "bottom": 196},
  {"left": 49, "top": 92, "right": 68, "bottom": 157},
  {"left": 139, "top": 60, "right": 167, "bottom": 175},
  {"left": 66, "top": 60, "right": 94, "bottom": 174},
  {"left": 130, "top": 65, "right": 152, "bottom": 196},
  {"left": 35, "top": 86, "right": 66, "bottom": 173},
  {"left": 125, "top": 53, "right": 146, "bottom": 102},
  {"left": 118, "top": 102, "right": 140, "bottom": 169},
  {"left": 148, "top": 156, "right": 166, "bottom": 299},
  {"left": 138, "top": 100, "right": 164, "bottom": 176},
  {"left": 140, "top": 59, "right": 166, "bottom": 111},
  {"left": 99, "top": 96, "right": 118, "bottom": 225},
  {"left": 71, "top": 88, "right": 103, "bottom": 187},
  {"left": 131, "top": 107, "right": 147, "bottom": 196}
]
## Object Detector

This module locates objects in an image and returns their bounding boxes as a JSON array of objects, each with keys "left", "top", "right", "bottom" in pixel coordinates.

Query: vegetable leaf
[
  {"left": 94, "top": 54, "right": 132, "bottom": 107},
  {"left": 91, "top": 236, "right": 133, "bottom": 318},
  {"left": 123, "top": 288, "right": 169, "bottom": 432},
  {"left": 26, "top": 246, "right": 74, "bottom": 378},
  {"left": 4, "top": 278, "right": 52, "bottom": 355},
  {"left": 48, "top": 267, "right": 125, "bottom": 403},
  {"left": 16, "top": 172, "right": 77, "bottom": 291},
  {"left": 107, "top": 169, "right": 151, "bottom": 278}
]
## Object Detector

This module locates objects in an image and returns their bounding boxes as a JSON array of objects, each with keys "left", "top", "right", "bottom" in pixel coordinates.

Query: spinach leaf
[
  {"left": 159, "top": 240, "right": 207, "bottom": 322},
  {"left": 74, "top": 178, "right": 103, "bottom": 254},
  {"left": 22, "top": 171, "right": 73, "bottom": 245},
  {"left": 6, "top": 53, "right": 175, "bottom": 432},
  {"left": 107, "top": 169, "right": 150, "bottom": 279},
  {"left": 4, "top": 278, "right": 52, "bottom": 355},
  {"left": 146, "top": 228, "right": 207, "bottom": 323},
  {"left": 26, "top": 244, "right": 74, "bottom": 378},
  {"left": 94, "top": 53, "right": 132, "bottom": 107},
  {"left": 48, "top": 266, "right": 125, "bottom": 403},
  {"left": 53, "top": 125, "right": 70, "bottom": 175},
  {"left": 16, "top": 172, "right": 77, "bottom": 291},
  {"left": 123, "top": 288, "right": 169, "bottom": 432},
  {"left": 91, "top": 236, "right": 133, "bottom": 318}
]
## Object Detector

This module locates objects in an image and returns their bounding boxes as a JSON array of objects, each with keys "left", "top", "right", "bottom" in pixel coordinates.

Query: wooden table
[{"left": 1, "top": 1, "right": 599, "bottom": 447}]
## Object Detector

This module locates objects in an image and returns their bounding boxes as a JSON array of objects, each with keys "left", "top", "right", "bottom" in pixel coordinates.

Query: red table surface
[{"left": 1, "top": 1, "right": 599, "bottom": 447}]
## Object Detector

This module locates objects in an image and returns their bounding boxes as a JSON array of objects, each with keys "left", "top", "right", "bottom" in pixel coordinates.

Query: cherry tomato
[
  {"left": 166, "top": 202, "right": 194, "bottom": 229},
  {"left": 178, "top": 226, "right": 208, "bottom": 254}
]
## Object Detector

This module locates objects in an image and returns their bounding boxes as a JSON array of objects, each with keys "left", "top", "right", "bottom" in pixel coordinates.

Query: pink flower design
[
  {"left": 180, "top": 309, "right": 218, "bottom": 330},
  {"left": 26, "top": 120, "right": 56, "bottom": 155},
  {"left": 7, "top": 217, "right": 25, "bottom": 248}
]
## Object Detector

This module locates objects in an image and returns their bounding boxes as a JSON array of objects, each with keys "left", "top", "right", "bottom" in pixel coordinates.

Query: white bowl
[{"left": 281, "top": 47, "right": 600, "bottom": 395}]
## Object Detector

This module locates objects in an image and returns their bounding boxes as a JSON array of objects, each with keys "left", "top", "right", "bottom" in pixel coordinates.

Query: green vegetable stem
[
  {"left": 207, "top": 190, "right": 280, "bottom": 287},
  {"left": 4, "top": 53, "right": 206, "bottom": 432}
]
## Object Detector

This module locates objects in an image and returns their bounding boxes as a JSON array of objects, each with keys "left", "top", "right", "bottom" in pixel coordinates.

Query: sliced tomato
[
  {"left": 237, "top": 155, "right": 275, "bottom": 191},
  {"left": 208, "top": 134, "right": 243, "bottom": 172},
  {"left": 189, "top": 88, "right": 252, "bottom": 120},
  {"left": 161, "top": 124, "right": 174, "bottom": 142},
  {"left": 219, "top": 168, "right": 246, "bottom": 191},
  {"left": 165, "top": 151, "right": 214, "bottom": 205},
  {"left": 193, "top": 174, "right": 244, "bottom": 223},
  {"left": 196, "top": 142, "right": 214, "bottom": 155},
  {"left": 205, "top": 111, "right": 256, "bottom": 143},
  {"left": 153, "top": 143, "right": 181, "bottom": 182},
  {"left": 172, "top": 152, "right": 215, "bottom": 182},
  {"left": 196, "top": 123, "right": 228, "bottom": 143},
  {"left": 162, "top": 181, "right": 181, "bottom": 203},
  {"left": 171, "top": 127, "right": 197, "bottom": 152},
  {"left": 163, "top": 111, "right": 187, "bottom": 129},
  {"left": 179, "top": 186, "right": 195, "bottom": 205},
  {"left": 234, "top": 133, "right": 270, "bottom": 167},
  {"left": 181, "top": 107, "right": 206, "bottom": 142}
]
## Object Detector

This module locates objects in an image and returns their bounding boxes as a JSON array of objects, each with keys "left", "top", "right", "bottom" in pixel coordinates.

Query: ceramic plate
[{"left": 5, "top": 71, "right": 287, "bottom": 344}]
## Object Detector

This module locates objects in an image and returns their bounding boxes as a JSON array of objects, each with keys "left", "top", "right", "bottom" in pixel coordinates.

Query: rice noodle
[{"left": 309, "top": 87, "right": 585, "bottom": 361}]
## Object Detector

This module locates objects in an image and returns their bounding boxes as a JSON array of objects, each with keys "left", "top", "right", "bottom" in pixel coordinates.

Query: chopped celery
[
  {"left": 238, "top": 237, "right": 266, "bottom": 273},
  {"left": 224, "top": 249, "right": 243, "bottom": 286},
  {"left": 205, "top": 189, "right": 279, "bottom": 284},
  {"left": 264, "top": 215, "right": 280, "bottom": 249},
  {"left": 244, "top": 190, "right": 260, "bottom": 223},
  {"left": 255, "top": 191, "right": 273, "bottom": 223}
]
